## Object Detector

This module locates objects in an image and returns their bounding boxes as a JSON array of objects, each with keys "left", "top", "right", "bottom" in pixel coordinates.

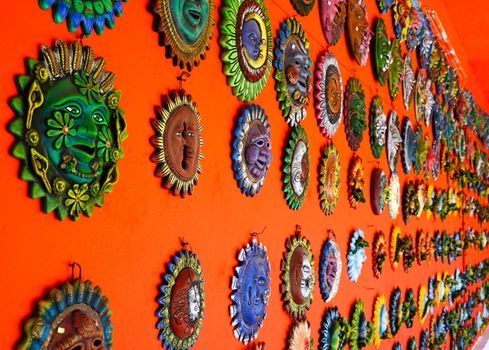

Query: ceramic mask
[
  {"left": 287, "top": 320, "right": 312, "bottom": 350},
  {"left": 344, "top": 78, "right": 367, "bottom": 151},
  {"left": 151, "top": 90, "right": 204, "bottom": 197},
  {"left": 389, "top": 39, "right": 403, "bottom": 100},
  {"left": 230, "top": 239, "right": 271, "bottom": 344},
  {"left": 372, "top": 231, "right": 386, "bottom": 278},
  {"left": 319, "top": 0, "right": 347, "bottom": 45},
  {"left": 232, "top": 104, "right": 271, "bottom": 196},
  {"left": 153, "top": 0, "right": 214, "bottom": 70},
  {"left": 19, "top": 279, "right": 112, "bottom": 350},
  {"left": 319, "top": 237, "right": 342, "bottom": 302},
  {"left": 350, "top": 299, "right": 373, "bottom": 350},
  {"left": 220, "top": 0, "right": 272, "bottom": 101},
  {"left": 290, "top": 247, "right": 313, "bottom": 301},
  {"left": 47, "top": 310, "right": 105, "bottom": 350},
  {"left": 291, "top": 0, "right": 316, "bottom": 16},
  {"left": 347, "top": 229, "right": 368, "bottom": 283},
  {"left": 374, "top": 18, "right": 391, "bottom": 86},
  {"left": 8, "top": 40, "right": 126, "bottom": 221},
  {"left": 319, "top": 142, "right": 340, "bottom": 215},
  {"left": 273, "top": 18, "right": 312, "bottom": 127},
  {"left": 387, "top": 111, "right": 402, "bottom": 173},
  {"left": 314, "top": 51, "right": 343, "bottom": 138},
  {"left": 38, "top": 0, "right": 126, "bottom": 36},
  {"left": 319, "top": 307, "right": 348, "bottom": 350},
  {"left": 402, "top": 55, "right": 415, "bottom": 110},
  {"left": 369, "top": 96, "right": 387, "bottom": 159}
]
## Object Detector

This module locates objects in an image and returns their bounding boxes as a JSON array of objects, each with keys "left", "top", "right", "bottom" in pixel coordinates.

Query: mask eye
[
  {"left": 93, "top": 112, "right": 106, "bottom": 124},
  {"left": 65, "top": 104, "right": 81, "bottom": 117}
]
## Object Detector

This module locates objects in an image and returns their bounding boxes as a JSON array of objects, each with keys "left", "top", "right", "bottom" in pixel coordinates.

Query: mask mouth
[
  {"left": 185, "top": 4, "right": 202, "bottom": 26},
  {"left": 73, "top": 144, "right": 95, "bottom": 158}
]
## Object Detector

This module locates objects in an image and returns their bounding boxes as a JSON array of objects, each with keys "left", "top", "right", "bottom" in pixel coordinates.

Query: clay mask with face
[
  {"left": 242, "top": 18, "right": 262, "bottom": 62},
  {"left": 164, "top": 105, "right": 200, "bottom": 181},
  {"left": 48, "top": 309, "right": 105, "bottom": 350},
  {"left": 38, "top": 77, "right": 111, "bottom": 184},
  {"left": 245, "top": 120, "right": 271, "bottom": 180},
  {"left": 291, "top": 140, "right": 308, "bottom": 196},
  {"left": 290, "top": 246, "right": 313, "bottom": 304},
  {"left": 285, "top": 37, "right": 310, "bottom": 107},
  {"left": 243, "top": 256, "right": 270, "bottom": 326},
  {"left": 170, "top": 268, "right": 201, "bottom": 339},
  {"left": 170, "top": 0, "right": 210, "bottom": 44},
  {"left": 326, "top": 65, "right": 342, "bottom": 123}
]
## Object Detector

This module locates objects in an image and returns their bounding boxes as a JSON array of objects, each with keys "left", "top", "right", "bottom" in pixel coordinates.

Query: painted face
[
  {"left": 170, "top": 0, "right": 210, "bottom": 44},
  {"left": 164, "top": 105, "right": 200, "bottom": 181},
  {"left": 348, "top": 0, "right": 368, "bottom": 57},
  {"left": 290, "top": 246, "right": 313, "bottom": 304},
  {"left": 326, "top": 252, "right": 338, "bottom": 288},
  {"left": 48, "top": 310, "right": 105, "bottom": 350},
  {"left": 245, "top": 120, "right": 271, "bottom": 180},
  {"left": 291, "top": 141, "right": 308, "bottom": 196},
  {"left": 374, "top": 108, "right": 387, "bottom": 147},
  {"left": 38, "top": 77, "right": 111, "bottom": 184},
  {"left": 284, "top": 37, "right": 310, "bottom": 107},
  {"left": 325, "top": 152, "right": 337, "bottom": 202},
  {"left": 326, "top": 65, "right": 342, "bottom": 120},
  {"left": 188, "top": 283, "right": 201, "bottom": 322},
  {"left": 242, "top": 256, "right": 270, "bottom": 326},
  {"left": 170, "top": 267, "right": 200, "bottom": 339},
  {"left": 242, "top": 18, "right": 262, "bottom": 62}
]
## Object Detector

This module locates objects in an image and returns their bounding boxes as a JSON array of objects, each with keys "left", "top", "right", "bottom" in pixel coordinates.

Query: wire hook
[
  {"left": 70, "top": 262, "right": 82, "bottom": 282},
  {"left": 177, "top": 71, "right": 191, "bottom": 90},
  {"left": 179, "top": 236, "right": 192, "bottom": 251}
]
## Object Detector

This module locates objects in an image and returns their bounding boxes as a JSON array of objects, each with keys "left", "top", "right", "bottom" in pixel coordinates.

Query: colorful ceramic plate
[
  {"left": 319, "top": 142, "right": 340, "bottom": 215},
  {"left": 283, "top": 126, "right": 309, "bottom": 210},
  {"left": 344, "top": 77, "right": 367, "bottom": 151}
]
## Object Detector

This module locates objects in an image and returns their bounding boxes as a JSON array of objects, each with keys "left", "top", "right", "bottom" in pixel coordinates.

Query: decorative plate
[
  {"left": 319, "top": 307, "right": 349, "bottom": 350},
  {"left": 418, "top": 285, "right": 428, "bottom": 325},
  {"left": 415, "top": 182, "right": 425, "bottom": 218},
  {"left": 415, "top": 230, "right": 427, "bottom": 264},
  {"left": 347, "top": 229, "right": 369, "bottom": 283},
  {"left": 372, "top": 231, "right": 386, "bottom": 278},
  {"left": 402, "top": 181, "right": 418, "bottom": 225},
  {"left": 319, "top": 142, "right": 340, "bottom": 215},
  {"left": 319, "top": 0, "right": 347, "bottom": 46},
  {"left": 288, "top": 320, "right": 313, "bottom": 350},
  {"left": 346, "top": 0, "right": 371, "bottom": 66},
  {"left": 392, "top": 0, "right": 411, "bottom": 42},
  {"left": 281, "top": 227, "right": 315, "bottom": 319},
  {"left": 314, "top": 51, "right": 343, "bottom": 138},
  {"left": 39, "top": 0, "right": 127, "bottom": 36},
  {"left": 402, "top": 235, "right": 415, "bottom": 271},
  {"left": 417, "top": 23, "right": 433, "bottom": 70},
  {"left": 348, "top": 155, "right": 366, "bottom": 209},
  {"left": 19, "top": 278, "right": 112, "bottom": 350},
  {"left": 373, "top": 294, "right": 390, "bottom": 348},
  {"left": 273, "top": 17, "right": 312, "bottom": 127},
  {"left": 369, "top": 96, "right": 387, "bottom": 159},
  {"left": 419, "top": 329, "right": 429, "bottom": 350},
  {"left": 401, "top": 116, "right": 417, "bottom": 174},
  {"left": 283, "top": 126, "right": 309, "bottom": 210},
  {"left": 151, "top": 89, "right": 203, "bottom": 197},
  {"left": 414, "top": 131, "right": 428, "bottom": 176},
  {"left": 152, "top": 0, "right": 215, "bottom": 70},
  {"left": 219, "top": 0, "right": 272, "bottom": 102},
  {"left": 291, "top": 0, "right": 315, "bottom": 16},
  {"left": 157, "top": 249, "right": 205, "bottom": 350},
  {"left": 319, "top": 234, "right": 342, "bottom": 302},
  {"left": 402, "top": 288, "right": 416, "bottom": 328},
  {"left": 387, "top": 111, "right": 402, "bottom": 173},
  {"left": 370, "top": 168, "right": 388, "bottom": 215},
  {"left": 349, "top": 299, "right": 374, "bottom": 350},
  {"left": 344, "top": 77, "right": 367, "bottom": 151},
  {"left": 389, "top": 226, "right": 402, "bottom": 269},
  {"left": 8, "top": 40, "right": 127, "bottom": 221},
  {"left": 389, "top": 288, "right": 403, "bottom": 336},
  {"left": 230, "top": 238, "right": 271, "bottom": 344},
  {"left": 374, "top": 18, "right": 391, "bottom": 86},
  {"left": 388, "top": 39, "right": 403, "bottom": 100},
  {"left": 232, "top": 104, "right": 272, "bottom": 196},
  {"left": 402, "top": 55, "right": 415, "bottom": 110},
  {"left": 388, "top": 172, "right": 400, "bottom": 219}
]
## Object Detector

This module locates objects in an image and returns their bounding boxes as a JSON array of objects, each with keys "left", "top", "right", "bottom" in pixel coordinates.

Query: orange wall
[{"left": 0, "top": 0, "right": 488, "bottom": 349}]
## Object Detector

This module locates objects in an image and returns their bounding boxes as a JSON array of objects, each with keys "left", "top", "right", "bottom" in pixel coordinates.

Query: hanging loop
[
  {"left": 177, "top": 71, "right": 191, "bottom": 90},
  {"left": 70, "top": 262, "right": 82, "bottom": 282},
  {"left": 179, "top": 236, "right": 192, "bottom": 251}
]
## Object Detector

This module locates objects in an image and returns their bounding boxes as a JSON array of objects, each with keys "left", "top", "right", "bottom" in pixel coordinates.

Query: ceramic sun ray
[{"left": 8, "top": 40, "right": 127, "bottom": 221}]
